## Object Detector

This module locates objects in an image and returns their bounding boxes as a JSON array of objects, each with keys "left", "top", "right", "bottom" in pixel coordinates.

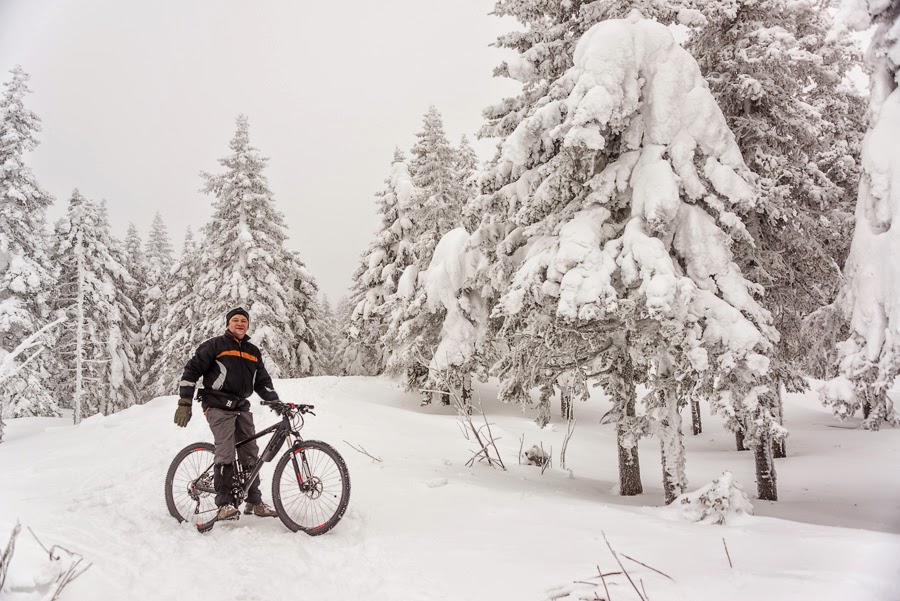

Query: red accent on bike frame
[{"left": 194, "top": 448, "right": 206, "bottom": 452}]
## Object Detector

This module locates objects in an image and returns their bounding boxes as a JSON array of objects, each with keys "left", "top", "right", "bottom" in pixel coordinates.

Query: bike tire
[
  {"left": 272, "top": 440, "right": 350, "bottom": 535},
  {"left": 165, "top": 441, "right": 218, "bottom": 525}
]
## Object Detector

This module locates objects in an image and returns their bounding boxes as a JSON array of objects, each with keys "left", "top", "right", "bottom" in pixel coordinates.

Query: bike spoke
[
  {"left": 167, "top": 448, "right": 217, "bottom": 525},
  {"left": 277, "top": 446, "right": 347, "bottom": 531}
]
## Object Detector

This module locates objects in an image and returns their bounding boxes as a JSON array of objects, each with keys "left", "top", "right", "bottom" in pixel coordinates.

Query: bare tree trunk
[
  {"left": 773, "top": 385, "right": 786, "bottom": 459},
  {"left": 658, "top": 388, "right": 686, "bottom": 504},
  {"left": 755, "top": 430, "right": 778, "bottom": 501},
  {"left": 461, "top": 372, "right": 472, "bottom": 415},
  {"left": 536, "top": 394, "right": 551, "bottom": 428},
  {"left": 617, "top": 354, "right": 642, "bottom": 496},
  {"left": 411, "top": 364, "right": 430, "bottom": 405},
  {"left": 560, "top": 384, "right": 573, "bottom": 421},
  {"left": 735, "top": 426, "right": 747, "bottom": 451},
  {"left": 690, "top": 398, "right": 702, "bottom": 435}
]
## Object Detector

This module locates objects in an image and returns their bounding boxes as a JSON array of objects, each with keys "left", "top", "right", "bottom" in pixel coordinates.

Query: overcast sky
[{"left": 0, "top": 0, "right": 520, "bottom": 301}]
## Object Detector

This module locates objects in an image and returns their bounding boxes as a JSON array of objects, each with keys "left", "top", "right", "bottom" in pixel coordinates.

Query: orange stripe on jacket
[{"left": 216, "top": 350, "right": 258, "bottom": 363}]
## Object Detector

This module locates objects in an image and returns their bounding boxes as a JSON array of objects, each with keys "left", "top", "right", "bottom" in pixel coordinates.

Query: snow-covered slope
[{"left": 1, "top": 376, "right": 898, "bottom": 600}]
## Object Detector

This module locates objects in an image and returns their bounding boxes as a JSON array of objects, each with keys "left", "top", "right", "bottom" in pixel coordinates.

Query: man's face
[{"left": 227, "top": 315, "right": 249, "bottom": 339}]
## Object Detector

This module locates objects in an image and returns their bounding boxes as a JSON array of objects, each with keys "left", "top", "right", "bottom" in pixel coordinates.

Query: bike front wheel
[
  {"left": 272, "top": 440, "right": 350, "bottom": 535},
  {"left": 165, "top": 442, "right": 218, "bottom": 526}
]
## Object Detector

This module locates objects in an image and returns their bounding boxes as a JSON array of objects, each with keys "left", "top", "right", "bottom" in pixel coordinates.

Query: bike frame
[{"left": 201, "top": 410, "right": 310, "bottom": 500}]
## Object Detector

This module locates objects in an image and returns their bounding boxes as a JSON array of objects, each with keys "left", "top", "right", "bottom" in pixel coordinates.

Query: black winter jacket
[{"left": 179, "top": 332, "right": 279, "bottom": 411}]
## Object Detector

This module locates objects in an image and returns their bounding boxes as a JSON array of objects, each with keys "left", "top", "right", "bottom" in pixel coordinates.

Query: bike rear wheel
[
  {"left": 272, "top": 440, "right": 350, "bottom": 535},
  {"left": 165, "top": 442, "right": 218, "bottom": 525}
]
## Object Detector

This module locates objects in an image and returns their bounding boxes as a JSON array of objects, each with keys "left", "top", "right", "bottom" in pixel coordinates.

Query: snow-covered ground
[{"left": 1, "top": 376, "right": 898, "bottom": 600}]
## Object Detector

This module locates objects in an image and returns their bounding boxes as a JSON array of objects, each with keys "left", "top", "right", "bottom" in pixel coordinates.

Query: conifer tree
[
  {"left": 341, "top": 150, "right": 418, "bottom": 376},
  {"left": 121, "top": 222, "right": 147, "bottom": 335},
  {"left": 410, "top": 106, "right": 467, "bottom": 233},
  {"left": 821, "top": 0, "right": 900, "bottom": 429},
  {"left": 384, "top": 109, "right": 474, "bottom": 402},
  {"left": 182, "top": 226, "right": 196, "bottom": 256},
  {"left": 472, "top": 14, "right": 779, "bottom": 500},
  {"left": 145, "top": 212, "right": 174, "bottom": 281},
  {"left": 0, "top": 65, "right": 59, "bottom": 431},
  {"left": 149, "top": 227, "right": 201, "bottom": 397},
  {"left": 412, "top": 228, "right": 490, "bottom": 410},
  {"left": 138, "top": 212, "right": 175, "bottom": 397},
  {"left": 481, "top": 0, "right": 686, "bottom": 141},
  {"left": 315, "top": 295, "right": 341, "bottom": 375},
  {"left": 51, "top": 190, "right": 140, "bottom": 422},
  {"left": 456, "top": 135, "right": 480, "bottom": 231},
  {"left": 123, "top": 223, "right": 146, "bottom": 285},
  {"left": 688, "top": 0, "right": 866, "bottom": 449},
  {"left": 152, "top": 116, "right": 321, "bottom": 394}
]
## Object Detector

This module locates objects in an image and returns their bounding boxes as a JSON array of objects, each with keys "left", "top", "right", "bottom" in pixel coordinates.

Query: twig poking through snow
[
  {"left": 602, "top": 531, "right": 646, "bottom": 601},
  {"left": 343, "top": 440, "right": 382, "bottom": 463},
  {"left": 621, "top": 553, "right": 675, "bottom": 582},
  {"left": 598, "top": 565, "right": 612, "bottom": 601},
  {"left": 723, "top": 538, "right": 733, "bottom": 568},
  {"left": 28, "top": 527, "right": 92, "bottom": 601},
  {"left": 0, "top": 522, "right": 21, "bottom": 591}
]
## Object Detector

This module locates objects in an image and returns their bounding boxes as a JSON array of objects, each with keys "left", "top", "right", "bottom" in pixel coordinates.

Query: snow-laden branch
[{"left": 0, "top": 313, "right": 66, "bottom": 386}]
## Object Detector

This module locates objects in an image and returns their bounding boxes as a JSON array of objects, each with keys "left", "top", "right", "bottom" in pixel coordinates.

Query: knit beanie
[{"left": 225, "top": 307, "right": 250, "bottom": 324}]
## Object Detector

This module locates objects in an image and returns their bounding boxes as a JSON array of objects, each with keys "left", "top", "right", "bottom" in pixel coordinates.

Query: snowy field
[{"left": 1, "top": 376, "right": 899, "bottom": 601}]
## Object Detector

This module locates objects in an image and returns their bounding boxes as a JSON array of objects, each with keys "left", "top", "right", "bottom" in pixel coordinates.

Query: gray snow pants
[{"left": 206, "top": 407, "right": 263, "bottom": 506}]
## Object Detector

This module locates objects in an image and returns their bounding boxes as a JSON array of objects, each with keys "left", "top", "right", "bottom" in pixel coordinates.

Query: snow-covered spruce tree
[
  {"left": 152, "top": 115, "right": 321, "bottom": 395},
  {"left": 145, "top": 212, "right": 174, "bottom": 278},
  {"left": 411, "top": 106, "right": 468, "bottom": 233},
  {"left": 481, "top": 0, "right": 688, "bottom": 142},
  {"left": 472, "top": 0, "right": 685, "bottom": 491},
  {"left": 137, "top": 212, "right": 175, "bottom": 397},
  {"left": 413, "top": 228, "right": 490, "bottom": 409},
  {"left": 456, "top": 135, "right": 480, "bottom": 231},
  {"left": 475, "top": 0, "right": 694, "bottom": 414},
  {"left": 182, "top": 226, "right": 196, "bottom": 256},
  {"left": 315, "top": 295, "right": 341, "bottom": 375},
  {"left": 0, "top": 65, "right": 59, "bottom": 432},
  {"left": 123, "top": 223, "right": 146, "bottom": 288},
  {"left": 339, "top": 150, "right": 418, "bottom": 376},
  {"left": 688, "top": 0, "right": 866, "bottom": 449},
  {"left": 384, "top": 109, "right": 474, "bottom": 403},
  {"left": 477, "top": 15, "right": 779, "bottom": 502},
  {"left": 148, "top": 227, "right": 201, "bottom": 397},
  {"left": 51, "top": 190, "right": 140, "bottom": 422},
  {"left": 822, "top": 0, "right": 900, "bottom": 429},
  {"left": 284, "top": 248, "right": 321, "bottom": 378},
  {"left": 121, "top": 222, "right": 147, "bottom": 344}
]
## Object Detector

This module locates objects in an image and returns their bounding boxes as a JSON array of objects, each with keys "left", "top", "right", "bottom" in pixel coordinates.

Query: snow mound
[{"left": 668, "top": 471, "right": 754, "bottom": 525}]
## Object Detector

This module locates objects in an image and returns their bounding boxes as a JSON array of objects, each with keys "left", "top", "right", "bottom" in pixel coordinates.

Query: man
[{"left": 173, "top": 307, "right": 279, "bottom": 521}]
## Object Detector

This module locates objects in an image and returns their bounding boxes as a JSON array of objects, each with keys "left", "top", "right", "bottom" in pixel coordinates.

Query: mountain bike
[{"left": 164, "top": 401, "right": 350, "bottom": 534}]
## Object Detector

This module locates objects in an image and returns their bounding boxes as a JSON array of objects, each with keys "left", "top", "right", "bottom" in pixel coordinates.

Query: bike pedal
[{"left": 197, "top": 519, "right": 217, "bottom": 533}]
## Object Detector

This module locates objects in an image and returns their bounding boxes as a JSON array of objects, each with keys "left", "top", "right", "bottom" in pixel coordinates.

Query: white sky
[{"left": 0, "top": 0, "right": 519, "bottom": 301}]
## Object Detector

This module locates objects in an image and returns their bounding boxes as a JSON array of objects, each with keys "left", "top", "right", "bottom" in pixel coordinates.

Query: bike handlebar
[{"left": 260, "top": 400, "right": 316, "bottom": 416}]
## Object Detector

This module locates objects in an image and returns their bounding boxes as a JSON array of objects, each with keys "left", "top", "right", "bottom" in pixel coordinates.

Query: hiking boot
[
  {"left": 244, "top": 501, "right": 278, "bottom": 518},
  {"left": 217, "top": 504, "right": 240, "bottom": 521}
]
